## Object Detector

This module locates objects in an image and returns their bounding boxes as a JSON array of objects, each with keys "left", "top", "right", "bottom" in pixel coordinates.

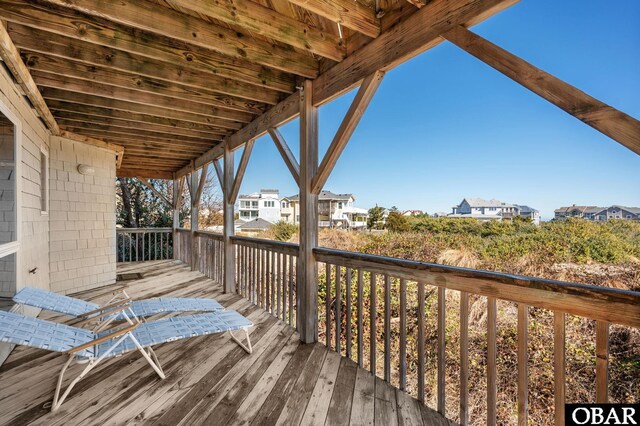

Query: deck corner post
[
  {"left": 172, "top": 178, "right": 180, "bottom": 259},
  {"left": 297, "top": 79, "right": 319, "bottom": 343},
  {"left": 190, "top": 169, "right": 199, "bottom": 271},
  {"left": 223, "top": 142, "right": 236, "bottom": 294}
]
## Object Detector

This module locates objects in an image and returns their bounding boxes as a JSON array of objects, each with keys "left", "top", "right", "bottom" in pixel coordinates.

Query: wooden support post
[
  {"left": 268, "top": 128, "right": 300, "bottom": 182},
  {"left": 223, "top": 143, "right": 236, "bottom": 293},
  {"left": 443, "top": 26, "right": 640, "bottom": 155},
  {"left": 190, "top": 169, "right": 199, "bottom": 271},
  {"left": 297, "top": 79, "right": 319, "bottom": 343},
  {"left": 172, "top": 178, "right": 182, "bottom": 259},
  {"left": 312, "top": 70, "right": 384, "bottom": 194},
  {"left": 138, "top": 177, "right": 172, "bottom": 208}
]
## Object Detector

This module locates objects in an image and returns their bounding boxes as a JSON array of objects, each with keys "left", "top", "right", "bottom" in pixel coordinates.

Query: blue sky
[{"left": 234, "top": 0, "right": 640, "bottom": 220}]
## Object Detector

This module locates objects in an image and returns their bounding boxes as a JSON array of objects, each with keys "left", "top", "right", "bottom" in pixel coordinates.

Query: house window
[
  {"left": 40, "top": 147, "right": 48, "bottom": 214},
  {"left": 338, "top": 202, "right": 343, "bottom": 209},
  {"left": 264, "top": 200, "right": 275, "bottom": 208},
  {"left": 252, "top": 201, "right": 258, "bottom": 208},
  {"left": 0, "top": 106, "right": 19, "bottom": 298}
]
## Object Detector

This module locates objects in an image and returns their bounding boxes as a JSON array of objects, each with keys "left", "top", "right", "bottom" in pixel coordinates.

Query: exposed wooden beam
[
  {"left": 0, "top": 2, "right": 295, "bottom": 92},
  {"left": 442, "top": 26, "right": 640, "bottom": 156},
  {"left": 51, "top": 110, "right": 228, "bottom": 140},
  {"left": 0, "top": 21, "right": 59, "bottom": 134},
  {"left": 55, "top": 120, "right": 220, "bottom": 145},
  {"left": 37, "top": 0, "right": 319, "bottom": 77},
  {"left": 177, "top": 92, "right": 299, "bottom": 177},
  {"left": 312, "top": 70, "right": 384, "bottom": 194},
  {"left": 313, "top": 0, "right": 519, "bottom": 104},
  {"left": 19, "top": 49, "right": 275, "bottom": 110},
  {"left": 228, "top": 139, "right": 255, "bottom": 204},
  {"left": 405, "top": 0, "right": 429, "bottom": 9},
  {"left": 164, "top": 0, "right": 345, "bottom": 61},
  {"left": 117, "top": 168, "right": 173, "bottom": 179},
  {"left": 138, "top": 177, "right": 172, "bottom": 207},
  {"left": 42, "top": 89, "right": 243, "bottom": 130},
  {"left": 194, "top": 165, "right": 208, "bottom": 206},
  {"left": 57, "top": 130, "right": 124, "bottom": 153},
  {"left": 287, "top": 0, "right": 379, "bottom": 38},
  {"left": 180, "top": 0, "right": 517, "bottom": 175},
  {"left": 222, "top": 91, "right": 299, "bottom": 152},
  {"left": 213, "top": 160, "right": 223, "bottom": 187},
  {"left": 10, "top": 28, "right": 281, "bottom": 106},
  {"left": 31, "top": 71, "right": 256, "bottom": 123},
  {"left": 268, "top": 127, "right": 300, "bottom": 182}
]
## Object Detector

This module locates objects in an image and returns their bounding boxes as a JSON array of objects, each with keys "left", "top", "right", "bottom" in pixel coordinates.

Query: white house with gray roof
[
  {"left": 285, "top": 190, "right": 368, "bottom": 229},
  {"left": 449, "top": 198, "right": 540, "bottom": 224},
  {"left": 554, "top": 205, "right": 640, "bottom": 221}
]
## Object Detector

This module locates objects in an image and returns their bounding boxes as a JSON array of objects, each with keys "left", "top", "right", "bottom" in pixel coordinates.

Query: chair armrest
[
  {"left": 80, "top": 297, "right": 132, "bottom": 318},
  {"left": 67, "top": 323, "right": 140, "bottom": 354},
  {"left": 73, "top": 305, "right": 132, "bottom": 327}
]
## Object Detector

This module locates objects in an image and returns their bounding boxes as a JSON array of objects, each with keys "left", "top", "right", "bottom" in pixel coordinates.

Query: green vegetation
[{"left": 269, "top": 220, "right": 298, "bottom": 242}]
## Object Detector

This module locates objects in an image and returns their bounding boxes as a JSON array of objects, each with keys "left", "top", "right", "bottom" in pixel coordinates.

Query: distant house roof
[
  {"left": 514, "top": 205, "right": 539, "bottom": 214},
  {"left": 458, "top": 198, "right": 514, "bottom": 208},
  {"left": 402, "top": 210, "right": 424, "bottom": 216},
  {"left": 237, "top": 218, "right": 273, "bottom": 231},
  {"left": 287, "top": 190, "right": 354, "bottom": 202},
  {"left": 554, "top": 205, "right": 601, "bottom": 214},
  {"left": 239, "top": 189, "right": 280, "bottom": 199}
]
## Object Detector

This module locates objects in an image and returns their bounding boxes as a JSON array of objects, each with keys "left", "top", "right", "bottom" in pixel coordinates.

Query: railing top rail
[
  {"left": 117, "top": 227, "right": 173, "bottom": 232},
  {"left": 231, "top": 235, "right": 299, "bottom": 256},
  {"left": 195, "top": 230, "right": 224, "bottom": 240},
  {"left": 314, "top": 247, "right": 640, "bottom": 327},
  {"left": 176, "top": 228, "right": 191, "bottom": 233}
]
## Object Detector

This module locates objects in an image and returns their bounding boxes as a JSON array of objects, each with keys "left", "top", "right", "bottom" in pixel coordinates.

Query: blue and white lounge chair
[
  {"left": 13, "top": 287, "right": 223, "bottom": 322},
  {"left": 0, "top": 308, "right": 252, "bottom": 411}
]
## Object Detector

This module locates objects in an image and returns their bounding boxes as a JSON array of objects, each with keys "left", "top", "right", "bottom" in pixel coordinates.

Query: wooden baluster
[
  {"left": 399, "top": 278, "right": 407, "bottom": 391},
  {"left": 263, "top": 248, "right": 268, "bottom": 311},
  {"left": 326, "top": 262, "right": 332, "bottom": 349},
  {"left": 370, "top": 272, "right": 377, "bottom": 375},
  {"left": 345, "top": 267, "right": 352, "bottom": 360},
  {"left": 518, "top": 304, "right": 528, "bottom": 426},
  {"left": 460, "top": 292, "right": 470, "bottom": 426},
  {"left": 336, "top": 266, "right": 342, "bottom": 354},
  {"left": 271, "top": 250, "right": 276, "bottom": 314},
  {"left": 384, "top": 274, "right": 391, "bottom": 382},
  {"left": 282, "top": 254, "right": 287, "bottom": 322},
  {"left": 554, "top": 312, "right": 565, "bottom": 425},
  {"left": 357, "top": 269, "right": 364, "bottom": 368},
  {"left": 277, "top": 252, "right": 282, "bottom": 318},
  {"left": 487, "top": 297, "right": 497, "bottom": 426},
  {"left": 596, "top": 321, "right": 610, "bottom": 403},
  {"left": 417, "top": 281, "right": 425, "bottom": 403},
  {"left": 437, "top": 287, "right": 446, "bottom": 415},
  {"left": 289, "top": 255, "right": 294, "bottom": 325}
]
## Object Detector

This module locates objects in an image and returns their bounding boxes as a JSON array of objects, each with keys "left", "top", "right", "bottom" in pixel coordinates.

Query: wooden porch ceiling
[{"left": 0, "top": 0, "right": 518, "bottom": 178}]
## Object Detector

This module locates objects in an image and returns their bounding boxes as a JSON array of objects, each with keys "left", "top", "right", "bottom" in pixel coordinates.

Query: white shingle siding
[
  {"left": 48, "top": 136, "right": 116, "bottom": 295},
  {"left": 0, "top": 64, "right": 50, "bottom": 297}
]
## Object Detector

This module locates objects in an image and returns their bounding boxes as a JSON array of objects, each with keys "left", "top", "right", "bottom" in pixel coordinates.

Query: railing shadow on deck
[{"left": 158, "top": 229, "right": 640, "bottom": 425}]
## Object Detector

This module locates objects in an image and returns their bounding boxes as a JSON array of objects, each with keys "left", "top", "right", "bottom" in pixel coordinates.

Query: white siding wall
[
  {"left": 48, "top": 136, "right": 116, "bottom": 294},
  {"left": 0, "top": 65, "right": 50, "bottom": 296}
]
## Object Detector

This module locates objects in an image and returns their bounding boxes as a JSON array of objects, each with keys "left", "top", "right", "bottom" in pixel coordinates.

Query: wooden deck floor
[{"left": 0, "top": 260, "right": 453, "bottom": 425}]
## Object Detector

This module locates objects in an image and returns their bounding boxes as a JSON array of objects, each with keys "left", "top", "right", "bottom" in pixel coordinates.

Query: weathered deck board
[{"left": 0, "top": 260, "right": 450, "bottom": 425}]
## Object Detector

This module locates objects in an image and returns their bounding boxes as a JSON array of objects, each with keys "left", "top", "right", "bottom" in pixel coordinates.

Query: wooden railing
[
  {"left": 173, "top": 228, "right": 192, "bottom": 265},
  {"left": 116, "top": 228, "right": 173, "bottom": 262},
  {"left": 232, "top": 236, "right": 298, "bottom": 327},
  {"left": 313, "top": 247, "right": 640, "bottom": 426},
  {"left": 195, "top": 231, "right": 224, "bottom": 285},
  {"left": 167, "top": 232, "right": 639, "bottom": 424}
]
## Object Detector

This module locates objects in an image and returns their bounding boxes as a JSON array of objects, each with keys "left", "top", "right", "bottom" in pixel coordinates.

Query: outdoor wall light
[{"left": 77, "top": 164, "right": 95, "bottom": 175}]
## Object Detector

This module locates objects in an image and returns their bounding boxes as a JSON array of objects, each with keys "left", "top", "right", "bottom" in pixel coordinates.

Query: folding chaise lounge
[
  {"left": 0, "top": 308, "right": 252, "bottom": 412},
  {"left": 13, "top": 287, "right": 224, "bottom": 324}
]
